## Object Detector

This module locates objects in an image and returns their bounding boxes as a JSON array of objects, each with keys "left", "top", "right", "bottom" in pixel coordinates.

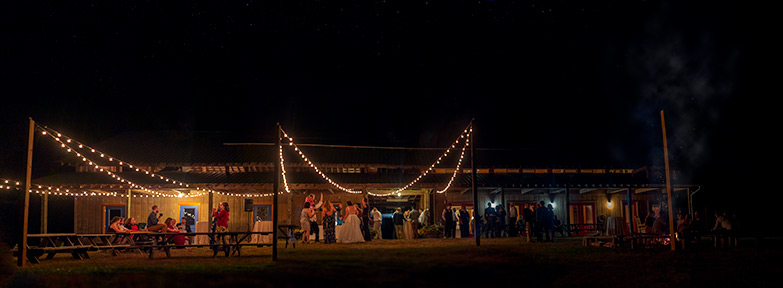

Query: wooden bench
[
  {"left": 122, "top": 231, "right": 274, "bottom": 259},
  {"left": 582, "top": 236, "right": 618, "bottom": 248},
  {"left": 277, "top": 225, "right": 298, "bottom": 249}
]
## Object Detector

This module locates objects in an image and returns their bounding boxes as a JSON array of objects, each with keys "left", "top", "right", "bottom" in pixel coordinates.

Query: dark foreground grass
[{"left": 3, "top": 237, "right": 782, "bottom": 288}]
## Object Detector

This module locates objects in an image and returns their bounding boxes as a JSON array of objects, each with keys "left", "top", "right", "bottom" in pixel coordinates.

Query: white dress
[{"left": 337, "top": 212, "right": 365, "bottom": 243}]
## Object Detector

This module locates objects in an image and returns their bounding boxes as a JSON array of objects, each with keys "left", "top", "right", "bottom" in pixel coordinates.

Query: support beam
[
  {"left": 470, "top": 119, "right": 478, "bottom": 247},
  {"left": 126, "top": 189, "right": 131, "bottom": 221},
  {"left": 41, "top": 193, "right": 48, "bottom": 234},
  {"left": 634, "top": 188, "right": 659, "bottom": 194},
  {"left": 490, "top": 187, "right": 502, "bottom": 195},
  {"left": 607, "top": 188, "right": 628, "bottom": 194},
  {"left": 627, "top": 188, "right": 634, "bottom": 234},
  {"left": 520, "top": 188, "right": 535, "bottom": 195},
  {"left": 273, "top": 123, "right": 281, "bottom": 261},
  {"left": 565, "top": 185, "right": 570, "bottom": 229},
  {"left": 578, "top": 188, "right": 597, "bottom": 194},
  {"left": 18, "top": 118, "right": 34, "bottom": 267},
  {"left": 460, "top": 188, "right": 471, "bottom": 195},
  {"left": 550, "top": 188, "right": 566, "bottom": 194},
  {"left": 661, "top": 110, "right": 676, "bottom": 252}
]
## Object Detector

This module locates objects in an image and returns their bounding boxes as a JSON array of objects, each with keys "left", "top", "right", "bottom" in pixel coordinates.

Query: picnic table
[
  {"left": 14, "top": 234, "right": 98, "bottom": 264},
  {"left": 115, "top": 231, "right": 274, "bottom": 259},
  {"left": 277, "top": 225, "right": 298, "bottom": 249}
]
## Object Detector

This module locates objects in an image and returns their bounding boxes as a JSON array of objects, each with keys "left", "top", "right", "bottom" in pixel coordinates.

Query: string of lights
[
  {"left": 279, "top": 123, "right": 472, "bottom": 197},
  {"left": 435, "top": 127, "right": 471, "bottom": 194},
  {"left": 1, "top": 177, "right": 162, "bottom": 198},
  {"left": 36, "top": 124, "right": 270, "bottom": 198},
  {"left": 279, "top": 127, "right": 362, "bottom": 194}
]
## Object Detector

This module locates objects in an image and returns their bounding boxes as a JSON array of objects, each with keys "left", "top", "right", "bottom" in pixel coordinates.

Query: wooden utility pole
[
  {"left": 273, "top": 123, "right": 281, "bottom": 261},
  {"left": 470, "top": 119, "right": 479, "bottom": 247},
  {"left": 18, "top": 118, "right": 34, "bottom": 267},
  {"left": 41, "top": 193, "right": 47, "bottom": 234},
  {"left": 660, "top": 110, "right": 676, "bottom": 251}
]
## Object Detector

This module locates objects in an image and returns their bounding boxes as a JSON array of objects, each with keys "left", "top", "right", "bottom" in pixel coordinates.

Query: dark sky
[{"left": 0, "top": 0, "right": 759, "bottom": 194}]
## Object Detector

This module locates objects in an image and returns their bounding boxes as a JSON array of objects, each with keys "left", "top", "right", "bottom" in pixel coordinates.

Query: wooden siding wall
[
  {"left": 431, "top": 190, "right": 663, "bottom": 225},
  {"left": 71, "top": 189, "right": 665, "bottom": 233},
  {"left": 74, "top": 192, "right": 297, "bottom": 234}
]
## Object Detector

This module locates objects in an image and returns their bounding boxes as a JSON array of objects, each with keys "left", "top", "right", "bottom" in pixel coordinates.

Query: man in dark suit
[
  {"left": 459, "top": 206, "right": 471, "bottom": 238},
  {"left": 442, "top": 203, "right": 455, "bottom": 238},
  {"left": 393, "top": 208, "right": 405, "bottom": 239}
]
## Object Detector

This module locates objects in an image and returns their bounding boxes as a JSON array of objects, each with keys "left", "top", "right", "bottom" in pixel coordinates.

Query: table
[
  {"left": 20, "top": 234, "right": 95, "bottom": 263},
  {"left": 277, "top": 225, "right": 298, "bottom": 248},
  {"left": 193, "top": 221, "right": 210, "bottom": 244},
  {"left": 251, "top": 221, "right": 273, "bottom": 244}
]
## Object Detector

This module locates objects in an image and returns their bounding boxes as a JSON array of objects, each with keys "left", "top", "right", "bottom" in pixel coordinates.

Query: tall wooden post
[
  {"left": 565, "top": 184, "right": 570, "bottom": 234},
  {"left": 627, "top": 189, "right": 634, "bottom": 234},
  {"left": 208, "top": 191, "right": 213, "bottom": 229},
  {"left": 41, "top": 193, "right": 48, "bottom": 234},
  {"left": 127, "top": 189, "right": 132, "bottom": 221},
  {"left": 273, "top": 123, "right": 281, "bottom": 261},
  {"left": 660, "top": 110, "right": 676, "bottom": 251},
  {"left": 18, "top": 118, "right": 34, "bottom": 267},
  {"left": 470, "top": 120, "right": 479, "bottom": 247},
  {"left": 73, "top": 197, "right": 78, "bottom": 233}
]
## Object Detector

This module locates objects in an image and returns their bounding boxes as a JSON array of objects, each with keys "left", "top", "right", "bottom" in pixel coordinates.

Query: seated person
[
  {"left": 108, "top": 216, "right": 130, "bottom": 245},
  {"left": 165, "top": 218, "right": 191, "bottom": 246},
  {"left": 176, "top": 217, "right": 192, "bottom": 233},
  {"left": 125, "top": 217, "right": 141, "bottom": 231}
]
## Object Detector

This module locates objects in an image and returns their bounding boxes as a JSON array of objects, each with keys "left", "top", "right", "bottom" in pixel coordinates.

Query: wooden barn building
[{"left": 31, "top": 131, "right": 698, "bottom": 236}]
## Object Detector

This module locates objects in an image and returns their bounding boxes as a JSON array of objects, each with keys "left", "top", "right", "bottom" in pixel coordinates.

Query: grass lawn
[{"left": 3, "top": 237, "right": 782, "bottom": 287}]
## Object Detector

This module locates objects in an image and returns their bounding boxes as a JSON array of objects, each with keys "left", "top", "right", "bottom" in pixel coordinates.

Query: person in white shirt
[{"left": 371, "top": 207, "right": 383, "bottom": 239}]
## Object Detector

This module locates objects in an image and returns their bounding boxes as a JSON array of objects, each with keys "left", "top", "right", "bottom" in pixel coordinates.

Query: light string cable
[
  {"left": 435, "top": 126, "right": 471, "bottom": 194},
  {"left": 1, "top": 177, "right": 113, "bottom": 197},
  {"left": 279, "top": 127, "right": 361, "bottom": 194},
  {"left": 37, "top": 124, "right": 277, "bottom": 198},
  {"left": 279, "top": 122, "right": 472, "bottom": 197},
  {"left": 37, "top": 125, "right": 179, "bottom": 197}
]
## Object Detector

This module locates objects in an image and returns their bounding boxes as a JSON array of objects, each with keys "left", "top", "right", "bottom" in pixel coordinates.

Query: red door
[{"left": 568, "top": 203, "right": 596, "bottom": 236}]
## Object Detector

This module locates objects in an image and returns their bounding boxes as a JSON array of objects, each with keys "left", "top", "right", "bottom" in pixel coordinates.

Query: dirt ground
[{"left": 3, "top": 237, "right": 782, "bottom": 288}]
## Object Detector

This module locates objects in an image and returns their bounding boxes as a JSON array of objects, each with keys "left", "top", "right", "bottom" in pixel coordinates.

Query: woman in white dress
[{"left": 337, "top": 201, "right": 365, "bottom": 243}]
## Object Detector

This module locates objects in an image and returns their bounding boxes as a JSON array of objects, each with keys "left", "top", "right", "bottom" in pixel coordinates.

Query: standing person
[
  {"left": 409, "top": 207, "right": 420, "bottom": 239},
  {"left": 147, "top": 205, "right": 166, "bottom": 233},
  {"left": 300, "top": 202, "right": 314, "bottom": 244},
  {"left": 546, "top": 204, "right": 555, "bottom": 242},
  {"left": 523, "top": 205, "right": 536, "bottom": 242},
  {"left": 497, "top": 205, "right": 507, "bottom": 237},
  {"left": 393, "top": 208, "right": 405, "bottom": 239},
  {"left": 442, "top": 203, "right": 455, "bottom": 238},
  {"left": 212, "top": 202, "right": 230, "bottom": 232},
  {"left": 322, "top": 201, "right": 336, "bottom": 244},
  {"left": 459, "top": 206, "right": 470, "bottom": 238},
  {"left": 337, "top": 201, "right": 365, "bottom": 243},
  {"left": 309, "top": 203, "right": 321, "bottom": 243},
  {"left": 535, "top": 201, "right": 551, "bottom": 242},
  {"left": 508, "top": 204, "right": 518, "bottom": 237},
  {"left": 484, "top": 203, "right": 496, "bottom": 238},
  {"left": 371, "top": 207, "right": 383, "bottom": 239},
  {"left": 419, "top": 209, "right": 429, "bottom": 226},
  {"left": 360, "top": 197, "right": 372, "bottom": 241}
]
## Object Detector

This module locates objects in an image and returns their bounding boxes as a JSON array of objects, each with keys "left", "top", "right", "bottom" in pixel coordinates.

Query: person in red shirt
[
  {"left": 213, "top": 202, "right": 230, "bottom": 232},
  {"left": 124, "top": 217, "right": 140, "bottom": 231},
  {"left": 164, "top": 217, "right": 189, "bottom": 246}
]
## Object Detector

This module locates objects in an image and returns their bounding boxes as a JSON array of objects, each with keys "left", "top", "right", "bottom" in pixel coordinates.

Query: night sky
[{"left": 0, "top": 1, "right": 762, "bottom": 210}]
